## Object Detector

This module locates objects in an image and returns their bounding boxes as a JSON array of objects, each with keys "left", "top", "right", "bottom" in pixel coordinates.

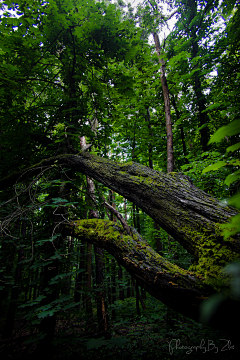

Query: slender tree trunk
[
  {"left": 132, "top": 203, "right": 136, "bottom": 229},
  {"left": 86, "top": 242, "right": 93, "bottom": 320},
  {"left": 171, "top": 94, "right": 188, "bottom": 162},
  {"left": 3, "top": 245, "right": 24, "bottom": 339},
  {"left": 118, "top": 264, "right": 124, "bottom": 301},
  {"left": 79, "top": 135, "right": 107, "bottom": 330},
  {"left": 37, "top": 241, "right": 58, "bottom": 359},
  {"left": 37, "top": 166, "right": 70, "bottom": 356},
  {"left": 135, "top": 279, "right": 140, "bottom": 316},
  {"left": 131, "top": 277, "right": 135, "bottom": 297},
  {"left": 0, "top": 231, "right": 17, "bottom": 323},
  {"left": 126, "top": 277, "right": 131, "bottom": 298},
  {"left": 153, "top": 32, "right": 174, "bottom": 173},
  {"left": 111, "top": 258, "right": 116, "bottom": 320},
  {"left": 124, "top": 198, "right": 127, "bottom": 221},
  {"left": 141, "top": 287, "right": 146, "bottom": 301},
  {"left": 94, "top": 245, "right": 107, "bottom": 332},
  {"left": 131, "top": 277, "right": 146, "bottom": 314},
  {"left": 136, "top": 205, "right": 141, "bottom": 233},
  {"left": 74, "top": 240, "right": 86, "bottom": 304},
  {"left": 187, "top": 0, "right": 210, "bottom": 151},
  {"left": 146, "top": 107, "right": 153, "bottom": 169},
  {"left": 145, "top": 111, "right": 165, "bottom": 256},
  {"left": 154, "top": 222, "right": 164, "bottom": 256},
  {"left": 106, "top": 255, "right": 112, "bottom": 305}
]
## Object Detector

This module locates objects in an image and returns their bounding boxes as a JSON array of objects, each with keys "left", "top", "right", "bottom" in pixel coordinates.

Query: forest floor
[{"left": 0, "top": 297, "right": 236, "bottom": 360}]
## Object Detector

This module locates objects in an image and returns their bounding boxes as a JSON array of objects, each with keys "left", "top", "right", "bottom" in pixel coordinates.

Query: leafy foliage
[{"left": 0, "top": 0, "right": 240, "bottom": 358}]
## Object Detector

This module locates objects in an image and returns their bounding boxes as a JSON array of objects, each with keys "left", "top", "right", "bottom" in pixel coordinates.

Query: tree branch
[{"left": 66, "top": 218, "right": 214, "bottom": 322}]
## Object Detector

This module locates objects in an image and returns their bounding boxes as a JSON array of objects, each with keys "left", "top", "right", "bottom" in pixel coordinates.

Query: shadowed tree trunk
[
  {"left": 118, "top": 264, "right": 124, "bottom": 301},
  {"left": 79, "top": 136, "right": 107, "bottom": 330},
  {"left": 3, "top": 244, "right": 24, "bottom": 339},
  {"left": 111, "top": 258, "right": 116, "bottom": 320},
  {"left": 74, "top": 240, "right": 86, "bottom": 304},
  {"left": 86, "top": 242, "right": 93, "bottom": 320}
]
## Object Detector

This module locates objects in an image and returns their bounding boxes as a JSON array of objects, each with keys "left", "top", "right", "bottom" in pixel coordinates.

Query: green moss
[
  {"left": 72, "top": 219, "right": 192, "bottom": 278},
  {"left": 181, "top": 223, "right": 240, "bottom": 288},
  {"left": 119, "top": 161, "right": 134, "bottom": 166}
]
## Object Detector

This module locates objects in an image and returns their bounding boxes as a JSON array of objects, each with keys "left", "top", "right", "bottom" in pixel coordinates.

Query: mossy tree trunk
[
  {"left": 61, "top": 152, "right": 240, "bottom": 262},
  {"left": 1, "top": 152, "right": 240, "bottom": 332},
  {"left": 2, "top": 151, "right": 239, "bottom": 274},
  {"left": 66, "top": 218, "right": 239, "bottom": 333}
]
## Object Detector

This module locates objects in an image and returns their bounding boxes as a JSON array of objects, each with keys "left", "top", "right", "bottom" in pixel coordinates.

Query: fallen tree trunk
[
  {"left": 61, "top": 152, "right": 240, "bottom": 278},
  {"left": 1, "top": 152, "right": 239, "bottom": 279},
  {"left": 66, "top": 218, "right": 240, "bottom": 336},
  {"left": 66, "top": 218, "right": 214, "bottom": 322},
  {"left": 1, "top": 152, "right": 240, "bottom": 331}
]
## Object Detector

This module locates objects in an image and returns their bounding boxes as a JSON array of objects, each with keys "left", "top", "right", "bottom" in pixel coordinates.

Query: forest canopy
[{"left": 0, "top": 0, "right": 240, "bottom": 358}]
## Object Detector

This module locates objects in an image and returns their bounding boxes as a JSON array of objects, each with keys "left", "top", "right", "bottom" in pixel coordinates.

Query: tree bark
[
  {"left": 2, "top": 151, "right": 239, "bottom": 265},
  {"left": 66, "top": 218, "right": 240, "bottom": 333},
  {"left": 187, "top": 0, "right": 210, "bottom": 151},
  {"left": 1, "top": 152, "right": 240, "bottom": 331},
  {"left": 153, "top": 32, "right": 174, "bottom": 173},
  {"left": 59, "top": 152, "right": 239, "bottom": 258},
  {"left": 66, "top": 219, "right": 215, "bottom": 321}
]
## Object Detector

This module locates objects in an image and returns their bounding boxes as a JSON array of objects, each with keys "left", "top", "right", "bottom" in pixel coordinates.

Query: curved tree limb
[{"left": 66, "top": 218, "right": 214, "bottom": 322}]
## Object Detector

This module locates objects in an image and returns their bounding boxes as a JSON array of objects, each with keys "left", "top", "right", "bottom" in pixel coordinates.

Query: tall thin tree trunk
[
  {"left": 145, "top": 112, "right": 164, "bottom": 255},
  {"left": 3, "top": 243, "right": 24, "bottom": 339},
  {"left": 135, "top": 279, "right": 140, "bottom": 316},
  {"left": 80, "top": 135, "right": 107, "bottom": 330},
  {"left": 111, "top": 258, "right": 116, "bottom": 320},
  {"left": 146, "top": 107, "right": 154, "bottom": 169},
  {"left": 171, "top": 94, "right": 188, "bottom": 162},
  {"left": 153, "top": 32, "right": 174, "bottom": 173},
  {"left": 118, "top": 264, "right": 124, "bottom": 301},
  {"left": 95, "top": 245, "right": 107, "bottom": 332},
  {"left": 37, "top": 167, "right": 70, "bottom": 356},
  {"left": 136, "top": 205, "right": 141, "bottom": 233},
  {"left": 187, "top": 0, "right": 210, "bottom": 151},
  {"left": 86, "top": 242, "right": 93, "bottom": 320},
  {"left": 74, "top": 240, "right": 86, "bottom": 304}
]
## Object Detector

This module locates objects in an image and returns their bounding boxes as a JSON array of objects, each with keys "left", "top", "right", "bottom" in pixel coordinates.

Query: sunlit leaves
[
  {"left": 202, "top": 161, "right": 227, "bottom": 174},
  {"left": 208, "top": 119, "right": 240, "bottom": 144}
]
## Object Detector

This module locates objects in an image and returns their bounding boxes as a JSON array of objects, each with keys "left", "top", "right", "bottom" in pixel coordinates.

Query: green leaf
[
  {"left": 227, "top": 192, "right": 240, "bottom": 209},
  {"left": 202, "top": 161, "right": 227, "bottom": 174},
  {"left": 37, "top": 309, "right": 55, "bottom": 319},
  {"left": 62, "top": 302, "right": 81, "bottom": 310},
  {"left": 19, "top": 295, "right": 46, "bottom": 308},
  {"left": 225, "top": 170, "right": 240, "bottom": 186},
  {"left": 36, "top": 234, "right": 59, "bottom": 245},
  {"left": 227, "top": 142, "right": 240, "bottom": 153},
  {"left": 209, "top": 119, "right": 240, "bottom": 144},
  {"left": 52, "top": 198, "right": 68, "bottom": 203},
  {"left": 220, "top": 213, "right": 240, "bottom": 239},
  {"left": 53, "top": 294, "right": 70, "bottom": 303}
]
